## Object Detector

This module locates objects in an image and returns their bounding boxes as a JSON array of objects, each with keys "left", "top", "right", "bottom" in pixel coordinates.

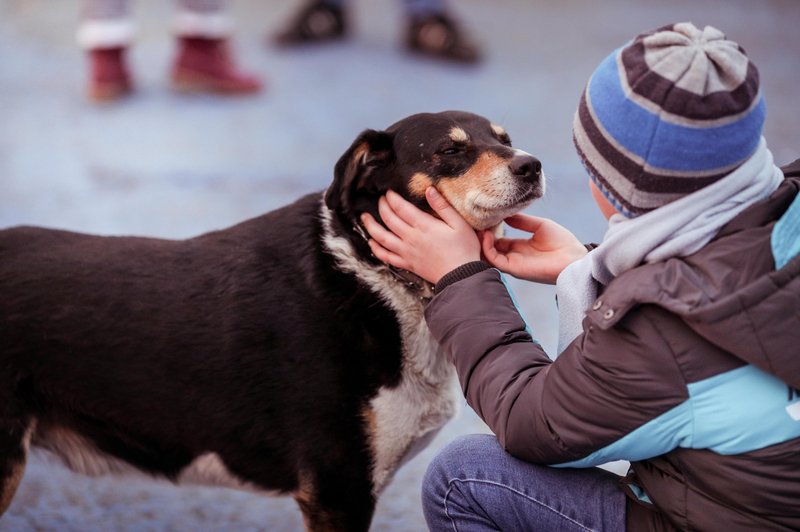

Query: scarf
[{"left": 555, "top": 138, "right": 784, "bottom": 354}]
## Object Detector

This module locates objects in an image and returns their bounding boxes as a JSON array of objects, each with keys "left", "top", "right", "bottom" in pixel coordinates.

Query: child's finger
[
  {"left": 378, "top": 195, "right": 413, "bottom": 238},
  {"left": 426, "top": 187, "right": 470, "bottom": 230},
  {"left": 361, "top": 212, "right": 405, "bottom": 253},
  {"left": 385, "top": 190, "right": 435, "bottom": 230},
  {"left": 504, "top": 213, "right": 547, "bottom": 234},
  {"left": 492, "top": 238, "right": 513, "bottom": 254},
  {"left": 367, "top": 239, "right": 410, "bottom": 271},
  {"left": 481, "top": 231, "right": 507, "bottom": 268}
]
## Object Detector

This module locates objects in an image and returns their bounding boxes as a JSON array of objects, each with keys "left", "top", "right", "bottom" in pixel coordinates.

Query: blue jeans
[{"left": 422, "top": 434, "right": 627, "bottom": 531}]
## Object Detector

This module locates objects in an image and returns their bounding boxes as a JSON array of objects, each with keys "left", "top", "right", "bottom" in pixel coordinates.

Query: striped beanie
[{"left": 573, "top": 22, "right": 765, "bottom": 217}]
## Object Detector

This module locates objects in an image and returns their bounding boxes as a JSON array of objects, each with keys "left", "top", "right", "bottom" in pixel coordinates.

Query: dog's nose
[{"left": 509, "top": 155, "right": 542, "bottom": 183}]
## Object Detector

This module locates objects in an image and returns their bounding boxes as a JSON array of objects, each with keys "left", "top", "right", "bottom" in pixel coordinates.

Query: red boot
[
  {"left": 171, "top": 36, "right": 263, "bottom": 95},
  {"left": 87, "top": 47, "right": 133, "bottom": 102}
]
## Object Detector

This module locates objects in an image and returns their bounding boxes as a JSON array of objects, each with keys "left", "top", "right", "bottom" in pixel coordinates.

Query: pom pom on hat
[{"left": 573, "top": 22, "right": 765, "bottom": 217}]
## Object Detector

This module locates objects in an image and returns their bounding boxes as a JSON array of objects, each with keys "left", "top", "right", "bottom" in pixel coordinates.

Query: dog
[{"left": 0, "top": 110, "right": 543, "bottom": 531}]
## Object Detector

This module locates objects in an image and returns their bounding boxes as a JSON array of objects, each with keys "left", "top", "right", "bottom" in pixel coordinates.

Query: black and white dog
[{"left": 0, "top": 111, "right": 543, "bottom": 531}]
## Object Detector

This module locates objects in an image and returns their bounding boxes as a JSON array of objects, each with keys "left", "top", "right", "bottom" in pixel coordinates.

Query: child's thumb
[{"left": 426, "top": 187, "right": 463, "bottom": 227}]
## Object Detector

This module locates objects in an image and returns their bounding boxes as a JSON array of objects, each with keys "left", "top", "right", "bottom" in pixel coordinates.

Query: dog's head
[{"left": 325, "top": 110, "right": 544, "bottom": 235}]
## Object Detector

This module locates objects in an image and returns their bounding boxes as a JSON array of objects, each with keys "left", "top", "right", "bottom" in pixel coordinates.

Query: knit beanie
[{"left": 573, "top": 22, "right": 765, "bottom": 217}]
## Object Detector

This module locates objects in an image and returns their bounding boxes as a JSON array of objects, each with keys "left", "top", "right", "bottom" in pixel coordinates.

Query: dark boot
[
  {"left": 171, "top": 36, "right": 263, "bottom": 95},
  {"left": 87, "top": 47, "right": 133, "bottom": 102},
  {"left": 406, "top": 13, "right": 482, "bottom": 64},
  {"left": 272, "top": 1, "right": 347, "bottom": 46}
]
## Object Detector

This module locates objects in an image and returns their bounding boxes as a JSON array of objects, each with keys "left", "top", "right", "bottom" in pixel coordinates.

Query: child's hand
[
  {"left": 361, "top": 188, "right": 481, "bottom": 284},
  {"left": 480, "top": 213, "right": 587, "bottom": 284}
]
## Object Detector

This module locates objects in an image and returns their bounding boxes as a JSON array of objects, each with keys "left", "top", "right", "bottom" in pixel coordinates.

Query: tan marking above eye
[
  {"left": 448, "top": 127, "right": 469, "bottom": 143},
  {"left": 409, "top": 172, "right": 434, "bottom": 198},
  {"left": 490, "top": 124, "right": 507, "bottom": 138}
]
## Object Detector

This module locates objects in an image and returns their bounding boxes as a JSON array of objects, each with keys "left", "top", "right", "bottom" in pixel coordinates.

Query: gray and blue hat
[{"left": 573, "top": 22, "right": 765, "bottom": 217}]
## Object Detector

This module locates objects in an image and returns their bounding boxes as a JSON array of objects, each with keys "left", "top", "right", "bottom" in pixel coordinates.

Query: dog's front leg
[{"left": 293, "top": 472, "right": 375, "bottom": 532}]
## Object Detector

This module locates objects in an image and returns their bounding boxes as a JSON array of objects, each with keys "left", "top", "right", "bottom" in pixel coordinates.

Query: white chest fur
[{"left": 319, "top": 199, "right": 460, "bottom": 495}]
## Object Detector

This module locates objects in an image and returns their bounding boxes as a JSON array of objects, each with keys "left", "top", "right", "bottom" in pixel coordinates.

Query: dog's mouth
[
  {"left": 503, "top": 184, "right": 542, "bottom": 209},
  {"left": 467, "top": 183, "right": 542, "bottom": 228}
]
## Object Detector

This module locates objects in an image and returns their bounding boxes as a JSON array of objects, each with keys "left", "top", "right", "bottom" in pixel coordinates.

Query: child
[{"left": 362, "top": 22, "right": 800, "bottom": 531}]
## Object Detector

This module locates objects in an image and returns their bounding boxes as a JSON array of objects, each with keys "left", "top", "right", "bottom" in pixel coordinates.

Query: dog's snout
[{"left": 510, "top": 155, "right": 542, "bottom": 182}]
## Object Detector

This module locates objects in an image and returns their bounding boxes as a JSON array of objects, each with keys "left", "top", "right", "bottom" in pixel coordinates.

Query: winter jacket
[{"left": 424, "top": 160, "right": 800, "bottom": 531}]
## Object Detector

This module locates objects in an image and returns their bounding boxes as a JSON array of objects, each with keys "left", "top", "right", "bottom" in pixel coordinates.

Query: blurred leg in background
[
  {"left": 404, "top": 0, "right": 481, "bottom": 64},
  {"left": 77, "top": 0, "right": 134, "bottom": 101},
  {"left": 273, "top": 0, "right": 481, "bottom": 64},
  {"left": 170, "top": 0, "right": 262, "bottom": 95},
  {"left": 78, "top": 0, "right": 262, "bottom": 103}
]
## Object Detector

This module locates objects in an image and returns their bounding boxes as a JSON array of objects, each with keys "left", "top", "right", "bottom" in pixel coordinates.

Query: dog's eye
[
  {"left": 440, "top": 146, "right": 462, "bottom": 155},
  {"left": 499, "top": 134, "right": 512, "bottom": 146}
]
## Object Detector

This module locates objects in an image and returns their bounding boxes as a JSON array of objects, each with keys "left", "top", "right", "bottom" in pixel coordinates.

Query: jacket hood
[{"left": 588, "top": 169, "right": 800, "bottom": 389}]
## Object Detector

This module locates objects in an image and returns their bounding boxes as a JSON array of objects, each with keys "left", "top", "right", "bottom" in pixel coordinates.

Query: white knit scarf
[{"left": 555, "top": 138, "right": 784, "bottom": 354}]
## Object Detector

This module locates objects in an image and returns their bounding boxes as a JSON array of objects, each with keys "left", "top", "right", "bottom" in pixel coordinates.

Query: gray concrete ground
[{"left": 0, "top": 0, "right": 798, "bottom": 530}]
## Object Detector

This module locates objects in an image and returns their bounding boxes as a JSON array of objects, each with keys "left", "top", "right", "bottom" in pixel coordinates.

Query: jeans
[{"left": 423, "top": 434, "right": 627, "bottom": 531}]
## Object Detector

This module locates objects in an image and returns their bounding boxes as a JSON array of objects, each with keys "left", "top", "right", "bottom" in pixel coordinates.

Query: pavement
[{"left": 0, "top": 0, "right": 798, "bottom": 530}]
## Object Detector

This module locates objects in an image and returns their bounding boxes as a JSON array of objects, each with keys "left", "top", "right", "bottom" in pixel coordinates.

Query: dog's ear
[{"left": 325, "top": 129, "right": 395, "bottom": 214}]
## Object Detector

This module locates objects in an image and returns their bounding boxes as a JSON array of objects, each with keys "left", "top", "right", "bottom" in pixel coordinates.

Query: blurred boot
[
  {"left": 170, "top": 36, "right": 263, "bottom": 95},
  {"left": 272, "top": 1, "right": 347, "bottom": 46},
  {"left": 78, "top": 0, "right": 135, "bottom": 103},
  {"left": 406, "top": 13, "right": 481, "bottom": 64},
  {"left": 87, "top": 47, "right": 133, "bottom": 102}
]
